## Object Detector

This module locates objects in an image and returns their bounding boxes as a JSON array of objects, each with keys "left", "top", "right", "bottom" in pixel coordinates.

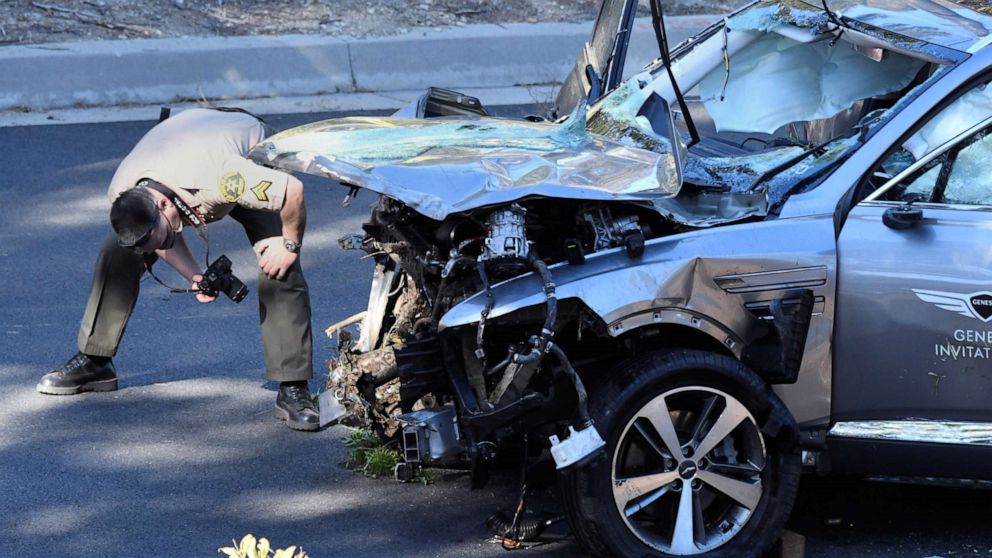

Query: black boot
[
  {"left": 37, "top": 352, "right": 118, "bottom": 395},
  {"left": 275, "top": 381, "right": 320, "bottom": 431}
]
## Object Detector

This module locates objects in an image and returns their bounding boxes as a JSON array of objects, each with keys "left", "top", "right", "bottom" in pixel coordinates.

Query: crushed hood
[{"left": 248, "top": 111, "right": 682, "bottom": 221}]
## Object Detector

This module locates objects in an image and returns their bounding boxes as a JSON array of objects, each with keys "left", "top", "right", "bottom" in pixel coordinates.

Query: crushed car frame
[{"left": 250, "top": 0, "right": 992, "bottom": 555}]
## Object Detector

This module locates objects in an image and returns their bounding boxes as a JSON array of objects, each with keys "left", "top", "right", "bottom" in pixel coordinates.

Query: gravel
[{"left": 1, "top": 0, "right": 747, "bottom": 46}]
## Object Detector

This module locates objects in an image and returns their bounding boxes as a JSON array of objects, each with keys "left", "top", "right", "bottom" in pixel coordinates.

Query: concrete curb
[
  {"left": 0, "top": 15, "right": 715, "bottom": 114},
  {"left": 0, "top": 86, "right": 559, "bottom": 127}
]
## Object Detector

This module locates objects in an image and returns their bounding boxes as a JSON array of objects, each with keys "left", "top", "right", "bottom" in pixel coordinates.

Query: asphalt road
[{"left": 1, "top": 107, "right": 991, "bottom": 558}]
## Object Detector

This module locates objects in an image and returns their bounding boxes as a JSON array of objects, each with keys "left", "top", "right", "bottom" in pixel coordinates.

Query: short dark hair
[{"left": 110, "top": 187, "right": 159, "bottom": 246}]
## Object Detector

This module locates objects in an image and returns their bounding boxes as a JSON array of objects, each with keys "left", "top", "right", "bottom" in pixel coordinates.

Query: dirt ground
[{"left": 0, "top": 0, "right": 747, "bottom": 46}]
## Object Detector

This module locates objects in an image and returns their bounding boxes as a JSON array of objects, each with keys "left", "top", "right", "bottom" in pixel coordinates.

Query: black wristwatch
[{"left": 283, "top": 239, "right": 302, "bottom": 253}]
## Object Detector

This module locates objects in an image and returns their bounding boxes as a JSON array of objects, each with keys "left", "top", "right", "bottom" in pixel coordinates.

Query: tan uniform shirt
[{"left": 108, "top": 108, "right": 290, "bottom": 224}]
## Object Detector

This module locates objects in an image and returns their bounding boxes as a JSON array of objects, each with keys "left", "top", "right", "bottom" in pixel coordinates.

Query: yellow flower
[
  {"left": 240, "top": 535, "right": 257, "bottom": 557},
  {"left": 217, "top": 534, "right": 307, "bottom": 557}
]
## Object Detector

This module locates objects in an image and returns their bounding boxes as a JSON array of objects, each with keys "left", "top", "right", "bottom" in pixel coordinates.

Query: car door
[{"left": 833, "top": 106, "right": 992, "bottom": 430}]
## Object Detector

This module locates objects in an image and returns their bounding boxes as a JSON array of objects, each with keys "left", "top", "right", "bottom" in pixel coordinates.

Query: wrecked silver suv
[{"left": 250, "top": 0, "right": 992, "bottom": 555}]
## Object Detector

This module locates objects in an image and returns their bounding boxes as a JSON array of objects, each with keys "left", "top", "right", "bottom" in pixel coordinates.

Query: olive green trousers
[{"left": 76, "top": 206, "right": 313, "bottom": 382}]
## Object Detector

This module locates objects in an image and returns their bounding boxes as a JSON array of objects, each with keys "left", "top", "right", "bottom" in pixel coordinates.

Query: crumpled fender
[{"left": 439, "top": 215, "right": 837, "bottom": 358}]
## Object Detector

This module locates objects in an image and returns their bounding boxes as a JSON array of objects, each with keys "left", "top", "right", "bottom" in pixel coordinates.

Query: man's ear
[{"left": 158, "top": 197, "right": 170, "bottom": 210}]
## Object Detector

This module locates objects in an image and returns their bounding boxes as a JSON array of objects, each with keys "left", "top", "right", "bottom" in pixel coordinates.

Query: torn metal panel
[
  {"left": 829, "top": 1, "right": 992, "bottom": 52},
  {"left": 249, "top": 110, "right": 683, "bottom": 221},
  {"left": 729, "top": 0, "right": 992, "bottom": 55},
  {"left": 357, "top": 264, "right": 398, "bottom": 353},
  {"left": 650, "top": 189, "right": 769, "bottom": 228},
  {"left": 554, "top": 0, "right": 637, "bottom": 117},
  {"left": 831, "top": 420, "right": 992, "bottom": 446},
  {"left": 699, "top": 33, "right": 926, "bottom": 135},
  {"left": 726, "top": 1, "right": 832, "bottom": 36}
]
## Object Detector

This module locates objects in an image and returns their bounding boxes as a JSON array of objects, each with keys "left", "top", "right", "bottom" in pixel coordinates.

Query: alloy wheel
[{"left": 611, "top": 386, "right": 766, "bottom": 555}]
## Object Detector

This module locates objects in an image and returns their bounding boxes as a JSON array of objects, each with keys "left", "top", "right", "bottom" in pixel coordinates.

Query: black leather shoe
[
  {"left": 37, "top": 352, "right": 118, "bottom": 395},
  {"left": 275, "top": 382, "right": 320, "bottom": 431}
]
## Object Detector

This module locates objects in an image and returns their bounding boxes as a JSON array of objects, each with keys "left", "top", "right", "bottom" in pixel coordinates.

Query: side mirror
[{"left": 883, "top": 205, "right": 924, "bottom": 230}]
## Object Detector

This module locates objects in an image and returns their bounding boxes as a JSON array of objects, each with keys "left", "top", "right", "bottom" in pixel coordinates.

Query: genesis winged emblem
[{"left": 913, "top": 289, "right": 992, "bottom": 323}]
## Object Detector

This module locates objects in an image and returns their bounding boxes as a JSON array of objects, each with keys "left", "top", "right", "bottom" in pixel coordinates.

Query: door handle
[{"left": 883, "top": 205, "right": 923, "bottom": 230}]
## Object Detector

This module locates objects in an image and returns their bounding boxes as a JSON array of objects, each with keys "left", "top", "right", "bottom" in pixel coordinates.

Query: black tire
[{"left": 559, "top": 349, "right": 800, "bottom": 557}]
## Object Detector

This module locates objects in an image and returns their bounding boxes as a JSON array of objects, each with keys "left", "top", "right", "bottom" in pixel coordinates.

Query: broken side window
[
  {"left": 877, "top": 160, "right": 942, "bottom": 203},
  {"left": 864, "top": 89, "right": 992, "bottom": 206},
  {"left": 903, "top": 83, "right": 992, "bottom": 160},
  {"left": 873, "top": 125, "right": 992, "bottom": 207},
  {"left": 871, "top": 78, "right": 992, "bottom": 205},
  {"left": 943, "top": 131, "right": 992, "bottom": 206}
]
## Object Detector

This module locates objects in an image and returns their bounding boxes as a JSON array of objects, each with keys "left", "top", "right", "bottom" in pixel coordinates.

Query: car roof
[{"left": 746, "top": 0, "right": 992, "bottom": 54}]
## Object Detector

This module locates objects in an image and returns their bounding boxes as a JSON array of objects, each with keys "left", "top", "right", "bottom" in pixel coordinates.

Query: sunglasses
[{"left": 118, "top": 210, "right": 162, "bottom": 253}]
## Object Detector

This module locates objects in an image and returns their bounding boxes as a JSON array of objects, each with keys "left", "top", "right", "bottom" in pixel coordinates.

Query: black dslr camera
[{"left": 197, "top": 255, "right": 248, "bottom": 303}]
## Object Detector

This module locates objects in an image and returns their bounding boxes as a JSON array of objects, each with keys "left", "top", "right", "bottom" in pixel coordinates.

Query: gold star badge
[{"left": 220, "top": 171, "right": 247, "bottom": 202}]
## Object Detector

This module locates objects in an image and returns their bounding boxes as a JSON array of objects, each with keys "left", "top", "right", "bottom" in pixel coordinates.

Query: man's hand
[
  {"left": 258, "top": 239, "right": 298, "bottom": 280},
  {"left": 191, "top": 274, "right": 218, "bottom": 304}
]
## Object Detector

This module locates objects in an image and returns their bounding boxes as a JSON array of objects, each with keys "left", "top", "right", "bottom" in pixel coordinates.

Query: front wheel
[{"left": 560, "top": 350, "right": 800, "bottom": 557}]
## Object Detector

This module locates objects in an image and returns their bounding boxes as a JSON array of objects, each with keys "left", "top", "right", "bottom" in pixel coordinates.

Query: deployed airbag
[
  {"left": 699, "top": 34, "right": 925, "bottom": 134},
  {"left": 904, "top": 83, "right": 992, "bottom": 159}
]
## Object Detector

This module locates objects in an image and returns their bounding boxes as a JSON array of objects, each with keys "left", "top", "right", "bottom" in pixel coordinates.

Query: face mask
[{"left": 158, "top": 208, "right": 179, "bottom": 251}]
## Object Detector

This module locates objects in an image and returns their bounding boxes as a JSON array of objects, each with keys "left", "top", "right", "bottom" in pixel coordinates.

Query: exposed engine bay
[{"left": 326, "top": 195, "right": 669, "bottom": 474}]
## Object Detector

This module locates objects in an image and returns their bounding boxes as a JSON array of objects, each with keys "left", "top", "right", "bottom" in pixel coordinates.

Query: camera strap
[
  {"left": 137, "top": 179, "right": 209, "bottom": 245},
  {"left": 135, "top": 178, "right": 213, "bottom": 294},
  {"left": 141, "top": 253, "right": 198, "bottom": 294}
]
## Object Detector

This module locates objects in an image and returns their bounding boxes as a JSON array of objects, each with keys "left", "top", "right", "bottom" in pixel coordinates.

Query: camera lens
[{"left": 227, "top": 277, "right": 248, "bottom": 303}]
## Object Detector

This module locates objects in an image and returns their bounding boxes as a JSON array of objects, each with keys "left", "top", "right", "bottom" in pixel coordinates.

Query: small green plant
[
  {"left": 342, "top": 428, "right": 383, "bottom": 470},
  {"left": 342, "top": 428, "right": 404, "bottom": 479},
  {"left": 218, "top": 534, "right": 309, "bottom": 558},
  {"left": 363, "top": 445, "right": 401, "bottom": 479},
  {"left": 413, "top": 467, "right": 436, "bottom": 486}
]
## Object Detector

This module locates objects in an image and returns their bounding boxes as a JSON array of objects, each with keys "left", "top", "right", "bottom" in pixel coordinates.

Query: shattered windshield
[
  {"left": 584, "top": 0, "right": 960, "bottom": 208},
  {"left": 683, "top": 136, "right": 861, "bottom": 205}
]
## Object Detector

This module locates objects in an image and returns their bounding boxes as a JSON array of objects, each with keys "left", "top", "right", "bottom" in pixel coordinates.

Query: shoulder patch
[
  {"left": 251, "top": 180, "right": 273, "bottom": 202},
  {"left": 220, "top": 171, "right": 247, "bottom": 202}
]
